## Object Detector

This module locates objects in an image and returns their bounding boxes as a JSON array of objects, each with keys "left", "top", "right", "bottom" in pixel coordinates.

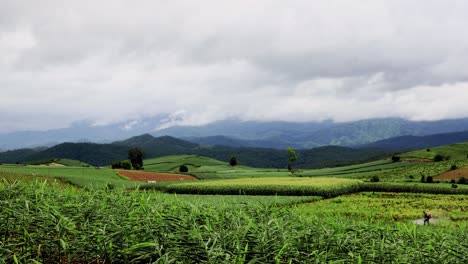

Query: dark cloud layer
[{"left": 1, "top": 0, "right": 468, "bottom": 132}]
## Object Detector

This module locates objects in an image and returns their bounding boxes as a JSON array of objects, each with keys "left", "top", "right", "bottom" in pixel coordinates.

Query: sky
[{"left": 1, "top": 0, "right": 468, "bottom": 133}]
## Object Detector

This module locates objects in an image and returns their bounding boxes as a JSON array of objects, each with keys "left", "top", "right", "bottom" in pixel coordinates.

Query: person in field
[{"left": 423, "top": 211, "right": 431, "bottom": 225}]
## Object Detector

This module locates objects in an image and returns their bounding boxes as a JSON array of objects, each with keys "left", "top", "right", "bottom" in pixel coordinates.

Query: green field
[
  {"left": 400, "top": 142, "right": 468, "bottom": 160},
  {"left": 0, "top": 164, "right": 135, "bottom": 188},
  {"left": 0, "top": 180, "right": 466, "bottom": 263},
  {"left": 150, "top": 177, "right": 363, "bottom": 197},
  {"left": 144, "top": 155, "right": 289, "bottom": 179},
  {"left": 296, "top": 192, "right": 468, "bottom": 222},
  {"left": 1, "top": 143, "right": 468, "bottom": 263}
]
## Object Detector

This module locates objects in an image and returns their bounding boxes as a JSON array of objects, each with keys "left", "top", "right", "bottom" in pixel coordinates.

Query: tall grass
[{"left": 1, "top": 181, "right": 466, "bottom": 263}]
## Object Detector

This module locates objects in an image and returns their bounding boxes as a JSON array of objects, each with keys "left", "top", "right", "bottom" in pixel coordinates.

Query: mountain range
[
  {"left": 0, "top": 134, "right": 392, "bottom": 168},
  {"left": 2, "top": 117, "right": 468, "bottom": 150}
]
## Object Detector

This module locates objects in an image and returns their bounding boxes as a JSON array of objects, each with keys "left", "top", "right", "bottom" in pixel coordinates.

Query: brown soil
[
  {"left": 116, "top": 170, "right": 198, "bottom": 182},
  {"left": 435, "top": 168, "right": 468, "bottom": 180}
]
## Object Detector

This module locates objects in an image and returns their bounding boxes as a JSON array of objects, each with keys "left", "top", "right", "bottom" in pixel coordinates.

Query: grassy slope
[
  {"left": 400, "top": 142, "right": 468, "bottom": 160},
  {"left": 0, "top": 164, "right": 135, "bottom": 188},
  {"left": 144, "top": 155, "right": 289, "bottom": 179}
]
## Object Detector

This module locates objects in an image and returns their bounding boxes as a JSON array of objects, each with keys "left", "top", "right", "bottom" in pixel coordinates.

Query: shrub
[
  {"left": 111, "top": 160, "right": 132, "bottom": 170},
  {"left": 391, "top": 156, "right": 401, "bottom": 162},
  {"left": 451, "top": 184, "right": 458, "bottom": 189},
  {"left": 370, "top": 176, "right": 380, "bottom": 182},
  {"left": 179, "top": 165, "right": 189, "bottom": 173},
  {"left": 450, "top": 165, "right": 457, "bottom": 170},
  {"left": 426, "top": 148, "right": 431, "bottom": 152},
  {"left": 420, "top": 175, "right": 426, "bottom": 183},
  {"left": 458, "top": 177, "right": 467, "bottom": 185},
  {"left": 433, "top": 154, "right": 444, "bottom": 162},
  {"left": 426, "top": 176, "right": 433, "bottom": 183}
]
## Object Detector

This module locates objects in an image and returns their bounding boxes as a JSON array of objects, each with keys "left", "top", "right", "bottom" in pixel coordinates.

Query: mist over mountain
[
  {"left": 155, "top": 118, "right": 468, "bottom": 149},
  {"left": 2, "top": 117, "right": 468, "bottom": 150}
]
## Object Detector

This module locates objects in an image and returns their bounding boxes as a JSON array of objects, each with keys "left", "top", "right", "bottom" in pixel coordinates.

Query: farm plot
[
  {"left": 117, "top": 170, "right": 197, "bottom": 182},
  {"left": 295, "top": 192, "right": 468, "bottom": 222},
  {"left": 152, "top": 177, "right": 363, "bottom": 197},
  {"left": 0, "top": 164, "right": 135, "bottom": 188},
  {"left": 0, "top": 181, "right": 466, "bottom": 263}
]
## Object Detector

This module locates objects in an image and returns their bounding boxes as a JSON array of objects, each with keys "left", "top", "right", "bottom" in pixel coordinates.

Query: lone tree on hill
[
  {"left": 229, "top": 156, "right": 238, "bottom": 166},
  {"left": 287, "top": 147, "right": 297, "bottom": 172},
  {"left": 179, "top": 165, "right": 189, "bottom": 172},
  {"left": 128, "top": 148, "right": 144, "bottom": 170}
]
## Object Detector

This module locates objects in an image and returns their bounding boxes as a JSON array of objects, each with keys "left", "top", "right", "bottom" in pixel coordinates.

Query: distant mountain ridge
[
  {"left": 361, "top": 130, "right": 468, "bottom": 150},
  {"left": 154, "top": 118, "right": 468, "bottom": 148},
  {"left": 2, "top": 117, "right": 468, "bottom": 150},
  {"left": 0, "top": 134, "right": 391, "bottom": 168}
]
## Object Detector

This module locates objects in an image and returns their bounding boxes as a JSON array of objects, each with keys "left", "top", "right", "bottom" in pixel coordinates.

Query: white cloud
[{"left": 0, "top": 0, "right": 468, "bottom": 132}]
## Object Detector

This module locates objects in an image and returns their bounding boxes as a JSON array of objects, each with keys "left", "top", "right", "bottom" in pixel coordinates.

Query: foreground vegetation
[{"left": 1, "top": 181, "right": 466, "bottom": 263}]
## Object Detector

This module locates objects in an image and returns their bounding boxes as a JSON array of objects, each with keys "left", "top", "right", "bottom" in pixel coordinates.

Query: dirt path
[{"left": 116, "top": 170, "right": 198, "bottom": 182}]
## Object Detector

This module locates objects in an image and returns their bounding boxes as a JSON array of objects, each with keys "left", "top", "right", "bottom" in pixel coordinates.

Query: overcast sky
[{"left": 1, "top": 0, "right": 468, "bottom": 133}]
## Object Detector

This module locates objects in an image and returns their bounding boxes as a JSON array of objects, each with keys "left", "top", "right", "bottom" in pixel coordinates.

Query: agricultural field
[
  {"left": 151, "top": 177, "right": 363, "bottom": 197},
  {"left": 296, "top": 192, "right": 468, "bottom": 222},
  {"left": 0, "top": 180, "right": 466, "bottom": 263},
  {"left": 144, "top": 155, "right": 289, "bottom": 179},
  {"left": 0, "top": 164, "right": 135, "bottom": 188},
  {"left": 400, "top": 142, "right": 468, "bottom": 160}
]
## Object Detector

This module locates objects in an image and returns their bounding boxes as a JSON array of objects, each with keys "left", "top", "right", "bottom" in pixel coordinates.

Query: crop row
[
  {"left": 145, "top": 178, "right": 468, "bottom": 197},
  {"left": 0, "top": 181, "right": 467, "bottom": 263}
]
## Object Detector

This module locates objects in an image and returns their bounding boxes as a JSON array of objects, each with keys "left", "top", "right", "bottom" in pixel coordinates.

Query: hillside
[
  {"left": 400, "top": 142, "right": 468, "bottom": 160},
  {"left": 0, "top": 134, "right": 391, "bottom": 168},
  {"left": 153, "top": 118, "right": 468, "bottom": 148},
  {"left": 361, "top": 131, "right": 468, "bottom": 150}
]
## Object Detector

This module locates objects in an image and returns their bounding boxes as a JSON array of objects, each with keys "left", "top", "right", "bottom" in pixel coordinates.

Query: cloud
[{"left": 0, "top": 0, "right": 468, "bottom": 132}]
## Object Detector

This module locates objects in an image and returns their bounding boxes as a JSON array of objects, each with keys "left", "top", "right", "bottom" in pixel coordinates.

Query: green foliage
[
  {"left": 179, "top": 165, "right": 189, "bottom": 173},
  {"left": 391, "top": 155, "right": 400, "bottom": 162},
  {"left": 287, "top": 147, "right": 297, "bottom": 171},
  {"left": 0, "top": 164, "right": 137, "bottom": 189},
  {"left": 426, "top": 176, "right": 433, "bottom": 183},
  {"left": 360, "top": 183, "right": 468, "bottom": 195},
  {"left": 0, "top": 181, "right": 467, "bottom": 263},
  {"left": 150, "top": 177, "right": 363, "bottom": 198},
  {"left": 229, "top": 156, "right": 238, "bottom": 166},
  {"left": 458, "top": 177, "right": 467, "bottom": 185},
  {"left": 111, "top": 160, "right": 131, "bottom": 170},
  {"left": 370, "top": 175, "right": 380, "bottom": 182},
  {"left": 128, "top": 148, "right": 144, "bottom": 170},
  {"left": 433, "top": 153, "right": 444, "bottom": 162},
  {"left": 401, "top": 142, "right": 468, "bottom": 160}
]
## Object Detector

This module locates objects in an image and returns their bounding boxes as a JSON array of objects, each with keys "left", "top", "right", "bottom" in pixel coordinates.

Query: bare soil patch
[
  {"left": 435, "top": 168, "right": 468, "bottom": 180},
  {"left": 117, "top": 170, "right": 198, "bottom": 182}
]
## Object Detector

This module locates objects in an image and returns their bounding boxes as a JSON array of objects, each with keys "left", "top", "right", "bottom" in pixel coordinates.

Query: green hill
[
  {"left": 0, "top": 135, "right": 391, "bottom": 168},
  {"left": 400, "top": 142, "right": 468, "bottom": 160}
]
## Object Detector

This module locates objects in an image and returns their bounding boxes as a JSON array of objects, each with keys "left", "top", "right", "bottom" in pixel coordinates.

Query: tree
[
  {"left": 128, "top": 148, "right": 144, "bottom": 170},
  {"left": 111, "top": 160, "right": 131, "bottom": 170},
  {"left": 391, "top": 156, "right": 400, "bottom": 162},
  {"left": 433, "top": 154, "right": 444, "bottom": 162},
  {"left": 179, "top": 165, "right": 189, "bottom": 172},
  {"left": 229, "top": 156, "right": 238, "bottom": 166},
  {"left": 287, "top": 147, "right": 297, "bottom": 172}
]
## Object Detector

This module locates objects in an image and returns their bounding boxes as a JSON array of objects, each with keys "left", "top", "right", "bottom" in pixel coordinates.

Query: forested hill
[{"left": 0, "top": 134, "right": 391, "bottom": 168}]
